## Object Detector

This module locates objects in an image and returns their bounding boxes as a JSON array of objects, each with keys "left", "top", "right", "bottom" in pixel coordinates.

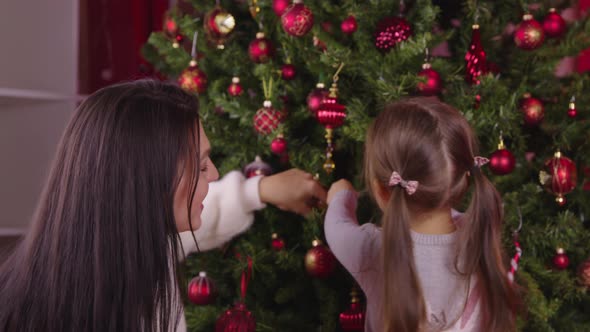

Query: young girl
[
  {"left": 325, "top": 98, "right": 519, "bottom": 332},
  {"left": 0, "top": 80, "right": 325, "bottom": 332}
]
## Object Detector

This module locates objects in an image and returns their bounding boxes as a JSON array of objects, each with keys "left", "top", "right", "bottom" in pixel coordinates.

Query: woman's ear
[{"left": 372, "top": 178, "right": 391, "bottom": 211}]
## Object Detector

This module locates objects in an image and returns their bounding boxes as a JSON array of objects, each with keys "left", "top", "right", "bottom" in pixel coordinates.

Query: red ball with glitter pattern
[
  {"left": 281, "top": 1, "right": 314, "bottom": 37},
  {"left": 374, "top": 16, "right": 412, "bottom": 52}
]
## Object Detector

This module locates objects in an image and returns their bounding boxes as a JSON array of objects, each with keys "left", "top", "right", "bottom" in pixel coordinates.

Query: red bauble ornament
[
  {"left": 271, "top": 233, "right": 285, "bottom": 251},
  {"left": 307, "top": 83, "right": 328, "bottom": 114},
  {"left": 204, "top": 6, "right": 235, "bottom": 48},
  {"left": 281, "top": 1, "right": 314, "bottom": 37},
  {"left": 164, "top": 17, "right": 178, "bottom": 36},
  {"left": 539, "top": 151, "right": 578, "bottom": 205},
  {"left": 465, "top": 24, "right": 488, "bottom": 85},
  {"left": 374, "top": 16, "right": 412, "bottom": 52},
  {"left": 178, "top": 60, "right": 208, "bottom": 94},
  {"left": 543, "top": 8, "right": 566, "bottom": 39},
  {"left": 228, "top": 76, "right": 243, "bottom": 96},
  {"left": 248, "top": 32, "right": 275, "bottom": 63},
  {"left": 514, "top": 14, "right": 545, "bottom": 50},
  {"left": 316, "top": 95, "right": 347, "bottom": 129},
  {"left": 489, "top": 149, "right": 516, "bottom": 175},
  {"left": 271, "top": 134, "right": 288, "bottom": 155},
  {"left": 243, "top": 156, "right": 273, "bottom": 178},
  {"left": 578, "top": 258, "right": 590, "bottom": 287},
  {"left": 339, "top": 289, "right": 365, "bottom": 331},
  {"left": 520, "top": 94, "right": 545, "bottom": 126},
  {"left": 281, "top": 64, "right": 297, "bottom": 80},
  {"left": 272, "top": 0, "right": 291, "bottom": 17},
  {"left": 567, "top": 97, "right": 577, "bottom": 118},
  {"left": 417, "top": 63, "right": 442, "bottom": 96},
  {"left": 305, "top": 239, "right": 336, "bottom": 278},
  {"left": 253, "top": 101, "right": 282, "bottom": 135},
  {"left": 552, "top": 248, "right": 570, "bottom": 270},
  {"left": 215, "top": 302, "right": 256, "bottom": 332},
  {"left": 341, "top": 15, "right": 358, "bottom": 35},
  {"left": 188, "top": 271, "right": 217, "bottom": 305}
]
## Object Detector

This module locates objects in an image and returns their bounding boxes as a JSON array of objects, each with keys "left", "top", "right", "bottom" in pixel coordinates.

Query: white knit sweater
[{"left": 174, "top": 171, "right": 265, "bottom": 331}]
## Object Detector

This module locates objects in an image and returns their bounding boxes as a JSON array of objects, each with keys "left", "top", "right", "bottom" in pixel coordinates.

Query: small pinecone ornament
[
  {"left": 539, "top": 151, "right": 578, "bottom": 206},
  {"left": 514, "top": 14, "right": 545, "bottom": 50},
  {"left": 552, "top": 248, "right": 570, "bottom": 270},
  {"left": 489, "top": 136, "right": 516, "bottom": 176},
  {"left": 228, "top": 76, "right": 243, "bottom": 97},
  {"left": 281, "top": 0, "right": 314, "bottom": 37},
  {"left": 188, "top": 272, "right": 217, "bottom": 305},
  {"left": 374, "top": 16, "right": 412, "bottom": 52},
  {"left": 243, "top": 156, "right": 273, "bottom": 178},
  {"left": 305, "top": 239, "right": 336, "bottom": 278},
  {"left": 178, "top": 60, "right": 208, "bottom": 94},
  {"left": 253, "top": 100, "right": 282, "bottom": 135},
  {"left": 248, "top": 32, "right": 275, "bottom": 63},
  {"left": 543, "top": 8, "right": 566, "bottom": 39},
  {"left": 520, "top": 93, "right": 544, "bottom": 126},
  {"left": 339, "top": 288, "right": 365, "bottom": 331}
]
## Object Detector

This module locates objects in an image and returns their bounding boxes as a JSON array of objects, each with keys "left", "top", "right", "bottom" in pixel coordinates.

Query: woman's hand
[{"left": 259, "top": 169, "right": 327, "bottom": 216}]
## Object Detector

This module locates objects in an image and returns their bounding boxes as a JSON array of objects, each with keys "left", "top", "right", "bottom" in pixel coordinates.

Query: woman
[{"left": 0, "top": 80, "right": 325, "bottom": 332}]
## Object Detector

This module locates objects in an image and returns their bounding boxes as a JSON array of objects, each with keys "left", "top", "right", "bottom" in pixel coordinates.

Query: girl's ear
[{"left": 372, "top": 178, "right": 391, "bottom": 211}]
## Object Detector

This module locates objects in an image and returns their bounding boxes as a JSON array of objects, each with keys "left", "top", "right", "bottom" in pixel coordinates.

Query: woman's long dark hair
[{"left": 0, "top": 80, "right": 202, "bottom": 331}]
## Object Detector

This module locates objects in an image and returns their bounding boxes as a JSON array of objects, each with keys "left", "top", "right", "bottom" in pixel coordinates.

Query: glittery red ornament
[
  {"left": 578, "top": 258, "right": 590, "bottom": 287},
  {"left": 305, "top": 239, "right": 336, "bottom": 278},
  {"left": 520, "top": 94, "right": 544, "bottom": 126},
  {"left": 243, "top": 156, "right": 273, "bottom": 178},
  {"left": 552, "top": 248, "right": 570, "bottom": 270},
  {"left": 374, "top": 16, "right": 412, "bottom": 52},
  {"left": 215, "top": 302, "right": 256, "bottom": 332},
  {"left": 178, "top": 60, "right": 208, "bottom": 94},
  {"left": 281, "top": 1, "right": 314, "bottom": 37},
  {"left": 317, "top": 96, "right": 346, "bottom": 129},
  {"left": 228, "top": 76, "right": 243, "bottom": 96},
  {"left": 341, "top": 15, "right": 358, "bottom": 35},
  {"left": 339, "top": 289, "right": 365, "bottom": 332},
  {"left": 204, "top": 6, "right": 235, "bottom": 48},
  {"left": 567, "top": 97, "right": 577, "bottom": 118},
  {"left": 307, "top": 83, "right": 329, "bottom": 114},
  {"left": 539, "top": 151, "right": 578, "bottom": 205},
  {"left": 248, "top": 32, "right": 275, "bottom": 63},
  {"left": 271, "top": 134, "right": 288, "bottom": 155},
  {"left": 281, "top": 64, "right": 297, "bottom": 80},
  {"left": 272, "top": 0, "right": 291, "bottom": 16},
  {"left": 417, "top": 63, "right": 442, "bottom": 96},
  {"left": 543, "top": 8, "right": 566, "bottom": 39},
  {"left": 253, "top": 101, "right": 282, "bottom": 135},
  {"left": 514, "top": 14, "right": 545, "bottom": 50},
  {"left": 465, "top": 24, "right": 488, "bottom": 85},
  {"left": 271, "top": 233, "right": 285, "bottom": 251},
  {"left": 188, "top": 272, "right": 217, "bottom": 305}
]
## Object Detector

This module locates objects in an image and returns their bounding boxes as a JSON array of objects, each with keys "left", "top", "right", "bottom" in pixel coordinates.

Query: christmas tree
[{"left": 143, "top": 0, "right": 590, "bottom": 330}]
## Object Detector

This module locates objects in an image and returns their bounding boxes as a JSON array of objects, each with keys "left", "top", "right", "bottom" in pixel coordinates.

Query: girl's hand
[{"left": 327, "top": 179, "right": 355, "bottom": 204}]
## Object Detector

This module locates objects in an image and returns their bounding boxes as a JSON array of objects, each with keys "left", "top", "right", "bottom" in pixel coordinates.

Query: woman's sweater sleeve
[
  {"left": 324, "top": 190, "right": 380, "bottom": 277},
  {"left": 179, "top": 171, "right": 266, "bottom": 255}
]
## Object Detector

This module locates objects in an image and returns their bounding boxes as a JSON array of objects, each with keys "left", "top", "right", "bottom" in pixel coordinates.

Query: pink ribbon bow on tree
[{"left": 388, "top": 171, "right": 419, "bottom": 195}]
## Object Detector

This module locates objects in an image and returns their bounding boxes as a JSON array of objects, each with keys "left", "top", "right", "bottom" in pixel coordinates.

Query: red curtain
[{"left": 78, "top": 0, "right": 168, "bottom": 94}]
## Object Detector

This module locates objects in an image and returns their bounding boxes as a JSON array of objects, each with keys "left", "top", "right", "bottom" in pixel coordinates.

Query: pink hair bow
[
  {"left": 473, "top": 156, "right": 490, "bottom": 167},
  {"left": 388, "top": 171, "right": 419, "bottom": 195}
]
